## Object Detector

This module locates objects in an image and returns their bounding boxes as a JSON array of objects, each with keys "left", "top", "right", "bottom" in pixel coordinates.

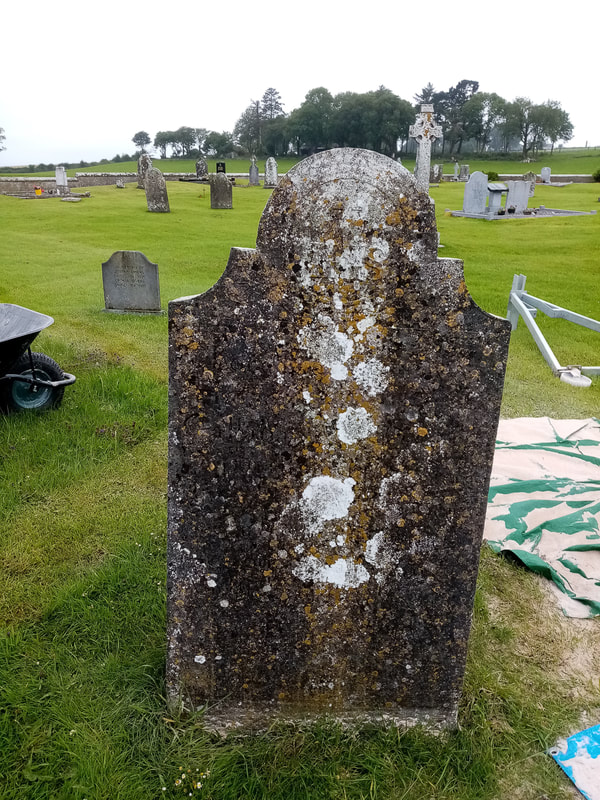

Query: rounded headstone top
[{"left": 257, "top": 148, "right": 434, "bottom": 262}]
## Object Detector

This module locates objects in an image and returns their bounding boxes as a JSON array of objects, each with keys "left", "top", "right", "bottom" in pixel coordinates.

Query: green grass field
[{"left": 0, "top": 171, "right": 599, "bottom": 799}]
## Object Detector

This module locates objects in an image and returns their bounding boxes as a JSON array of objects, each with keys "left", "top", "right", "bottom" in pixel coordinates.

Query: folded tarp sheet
[
  {"left": 484, "top": 418, "right": 600, "bottom": 618},
  {"left": 549, "top": 723, "right": 600, "bottom": 800}
]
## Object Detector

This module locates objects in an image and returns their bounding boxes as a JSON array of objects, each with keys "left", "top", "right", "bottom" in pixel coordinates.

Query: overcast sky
[{"left": 1, "top": 0, "right": 597, "bottom": 166}]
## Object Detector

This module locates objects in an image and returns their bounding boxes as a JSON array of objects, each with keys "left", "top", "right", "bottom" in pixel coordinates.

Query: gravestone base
[
  {"left": 186, "top": 705, "right": 455, "bottom": 735},
  {"left": 101, "top": 307, "right": 165, "bottom": 315}
]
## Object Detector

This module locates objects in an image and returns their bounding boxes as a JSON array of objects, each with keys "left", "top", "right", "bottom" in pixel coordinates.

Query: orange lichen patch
[{"left": 417, "top": 427, "right": 428, "bottom": 437}]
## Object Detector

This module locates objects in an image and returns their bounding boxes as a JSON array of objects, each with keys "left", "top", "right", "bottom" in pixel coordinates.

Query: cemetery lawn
[{"left": 0, "top": 179, "right": 599, "bottom": 799}]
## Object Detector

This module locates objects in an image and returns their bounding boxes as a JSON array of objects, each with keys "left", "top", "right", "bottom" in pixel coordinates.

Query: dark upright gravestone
[
  {"left": 102, "top": 250, "right": 161, "bottom": 313},
  {"left": 216, "top": 162, "right": 226, "bottom": 173},
  {"left": 137, "top": 153, "right": 152, "bottom": 188},
  {"left": 209, "top": 173, "right": 232, "bottom": 209},
  {"left": 145, "top": 167, "right": 170, "bottom": 213},
  {"left": 167, "top": 148, "right": 510, "bottom": 731}
]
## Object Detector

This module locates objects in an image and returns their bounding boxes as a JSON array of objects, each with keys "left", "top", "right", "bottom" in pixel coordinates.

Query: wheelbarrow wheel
[{"left": 2, "top": 352, "right": 66, "bottom": 412}]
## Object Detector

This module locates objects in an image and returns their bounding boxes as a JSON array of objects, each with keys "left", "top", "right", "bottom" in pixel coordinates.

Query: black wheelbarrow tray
[{"left": 0, "top": 303, "right": 75, "bottom": 412}]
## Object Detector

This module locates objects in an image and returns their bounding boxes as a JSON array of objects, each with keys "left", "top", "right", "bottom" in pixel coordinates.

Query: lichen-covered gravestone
[
  {"left": 137, "top": 153, "right": 152, "bottom": 188},
  {"left": 209, "top": 173, "right": 232, "bottom": 209},
  {"left": 196, "top": 158, "right": 208, "bottom": 180},
  {"left": 145, "top": 167, "right": 170, "bottom": 213},
  {"left": 168, "top": 148, "right": 510, "bottom": 731},
  {"left": 102, "top": 250, "right": 161, "bottom": 313}
]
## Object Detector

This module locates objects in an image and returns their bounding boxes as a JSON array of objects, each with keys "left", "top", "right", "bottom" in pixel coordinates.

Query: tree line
[{"left": 134, "top": 81, "right": 573, "bottom": 161}]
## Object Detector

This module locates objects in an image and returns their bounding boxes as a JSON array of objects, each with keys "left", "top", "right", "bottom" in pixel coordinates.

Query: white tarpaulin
[{"left": 485, "top": 418, "right": 600, "bottom": 618}]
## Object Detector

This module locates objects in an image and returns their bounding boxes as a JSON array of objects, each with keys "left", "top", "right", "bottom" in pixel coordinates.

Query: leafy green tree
[
  {"left": 153, "top": 131, "right": 169, "bottom": 158},
  {"left": 538, "top": 100, "right": 573, "bottom": 154},
  {"left": 132, "top": 131, "right": 151, "bottom": 153},
  {"left": 462, "top": 92, "right": 507, "bottom": 152},
  {"left": 204, "top": 131, "right": 234, "bottom": 158},
  {"left": 174, "top": 126, "right": 197, "bottom": 157},
  {"left": 288, "top": 87, "right": 334, "bottom": 154},
  {"left": 234, "top": 103, "right": 262, "bottom": 154},
  {"left": 503, "top": 97, "right": 537, "bottom": 158},
  {"left": 433, "top": 79, "right": 480, "bottom": 154},
  {"left": 367, "top": 86, "right": 414, "bottom": 156},
  {"left": 261, "top": 87, "right": 285, "bottom": 120},
  {"left": 413, "top": 82, "right": 436, "bottom": 105}
]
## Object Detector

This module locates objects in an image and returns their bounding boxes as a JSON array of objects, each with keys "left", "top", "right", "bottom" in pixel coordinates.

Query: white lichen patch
[
  {"left": 302, "top": 390, "right": 312, "bottom": 404},
  {"left": 354, "top": 359, "right": 390, "bottom": 397},
  {"left": 297, "top": 315, "right": 354, "bottom": 381},
  {"left": 293, "top": 554, "right": 370, "bottom": 588},
  {"left": 301, "top": 475, "right": 356, "bottom": 535},
  {"left": 194, "top": 654, "right": 206, "bottom": 664},
  {"left": 336, "top": 406, "right": 377, "bottom": 444},
  {"left": 333, "top": 292, "right": 343, "bottom": 310}
]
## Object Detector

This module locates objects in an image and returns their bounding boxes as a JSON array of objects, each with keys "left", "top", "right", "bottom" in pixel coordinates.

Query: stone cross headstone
[
  {"left": 264, "top": 157, "right": 278, "bottom": 188},
  {"left": 145, "top": 167, "right": 170, "bottom": 213},
  {"left": 523, "top": 171, "right": 536, "bottom": 197},
  {"left": 196, "top": 158, "right": 208, "bottom": 180},
  {"left": 102, "top": 251, "right": 161, "bottom": 313},
  {"left": 462, "top": 171, "right": 489, "bottom": 215},
  {"left": 137, "top": 153, "right": 152, "bottom": 189},
  {"left": 541, "top": 167, "right": 551, "bottom": 184},
  {"left": 55, "top": 166, "right": 69, "bottom": 196},
  {"left": 249, "top": 156, "right": 260, "bottom": 186},
  {"left": 409, "top": 104, "right": 442, "bottom": 192},
  {"left": 459, "top": 165, "right": 470, "bottom": 182},
  {"left": 209, "top": 172, "right": 233, "bottom": 209},
  {"left": 167, "top": 148, "right": 510, "bottom": 731},
  {"left": 505, "top": 181, "right": 530, "bottom": 213}
]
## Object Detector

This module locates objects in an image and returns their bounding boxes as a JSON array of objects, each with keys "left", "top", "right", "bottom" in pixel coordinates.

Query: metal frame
[{"left": 507, "top": 274, "right": 600, "bottom": 385}]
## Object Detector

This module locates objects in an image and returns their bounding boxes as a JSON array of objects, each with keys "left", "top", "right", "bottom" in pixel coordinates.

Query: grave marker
[
  {"left": 209, "top": 173, "right": 232, "bottom": 209},
  {"left": 506, "top": 180, "right": 530, "bottom": 213},
  {"left": 55, "top": 166, "right": 69, "bottom": 196},
  {"left": 145, "top": 167, "right": 170, "bottom": 213},
  {"left": 167, "top": 148, "right": 510, "bottom": 731},
  {"left": 409, "top": 104, "right": 442, "bottom": 191},
  {"left": 196, "top": 158, "right": 208, "bottom": 180},
  {"left": 462, "top": 171, "right": 488, "bottom": 215},
  {"left": 264, "top": 157, "right": 278, "bottom": 188},
  {"left": 102, "top": 250, "right": 161, "bottom": 313},
  {"left": 137, "top": 153, "right": 152, "bottom": 188},
  {"left": 541, "top": 167, "right": 551, "bottom": 184},
  {"left": 459, "top": 165, "right": 470, "bottom": 182},
  {"left": 249, "top": 156, "right": 260, "bottom": 186}
]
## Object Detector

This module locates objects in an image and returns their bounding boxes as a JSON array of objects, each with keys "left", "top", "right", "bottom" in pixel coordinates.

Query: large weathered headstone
[
  {"left": 55, "top": 165, "right": 69, "bottom": 196},
  {"left": 102, "top": 251, "right": 161, "bottom": 313},
  {"left": 209, "top": 173, "right": 233, "bottom": 209},
  {"left": 409, "top": 105, "right": 442, "bottom": 192},
  {"left": 145, "top": 167, "right": 170, "bottom": 213},
  {"left": 249, "top": 156, "right": 260, "bottom": 186},
  {"left": 196, "top": 158, "right": 208, "bottom": 180},
  {"left": 462, "top": 171, "right": 489, "bottom": 214},
  {"left": 541, "top": 166, "right": 551, "bottom": 184},
  {"left": 167, "top": 148, "right": 510, "bottom": 731},
  {"left": 137, "top": 153, "right": 152, "bottom": 189},
  {"left": 506, "top": 180, "right": 530, "bottom": 213},
  {"left": 264, "top": 157, "right": 278, "bottom": 188}
]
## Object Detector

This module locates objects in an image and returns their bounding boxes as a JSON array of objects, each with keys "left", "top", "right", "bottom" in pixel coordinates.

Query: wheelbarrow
[{"left": 0, "top": 304, "right": 75, "bottom": 412}]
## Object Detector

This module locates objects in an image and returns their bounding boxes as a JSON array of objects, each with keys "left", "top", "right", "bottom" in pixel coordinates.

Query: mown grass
[{"left": 0, "top": 172, "right": 599, "bottom": 798}]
